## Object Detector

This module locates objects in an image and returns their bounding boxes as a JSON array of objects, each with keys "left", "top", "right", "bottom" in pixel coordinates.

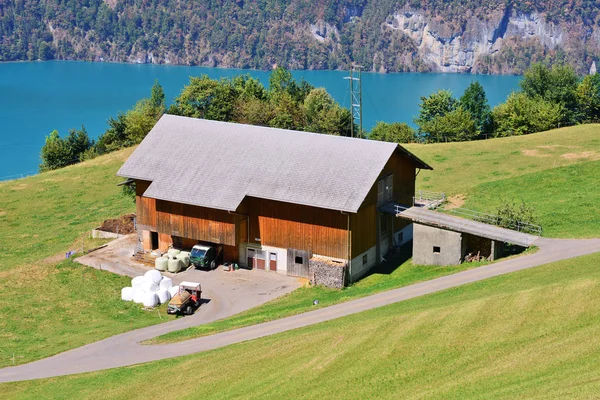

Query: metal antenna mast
[{"left": 344, "top": 65, "right": 363, "bottom": 138}]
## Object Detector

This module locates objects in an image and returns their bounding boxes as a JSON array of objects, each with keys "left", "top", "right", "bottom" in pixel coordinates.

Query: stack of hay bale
[
  {"left": 121, "top": 270, "right": 180, "bottom": 307},
  {"left": 154, "top": 249, "right": 190, "bottom": 273}
]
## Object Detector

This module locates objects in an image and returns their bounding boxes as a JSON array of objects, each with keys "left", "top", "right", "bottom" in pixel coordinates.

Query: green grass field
[
  {"left": 3, "top": 252, "right": 599, "bottom": 399},
  {"left": 0, "top": 149, "right": 174, "bottom": 368}
]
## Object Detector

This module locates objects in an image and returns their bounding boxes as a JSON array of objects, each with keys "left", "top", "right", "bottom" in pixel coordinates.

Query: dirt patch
[
  {"left": 98, "top": 214, "right": 136, "bottom": 234},
  {"left": 538, "top": 145, "right": 579, "bottom": 149},
  {"left": 445, "top": 194, "right": 466, "bottom": 210},
  {"left": 522, "top": 149, "right": 550, "bottom": 157},
  {"left": 0, "top": 210, "right": 6, "bottom": 217},
  {"left": 10, "top": 183, "right": 28, "bottom": 190},
  {"left": 561, "top": 151, "right": 600, "bottom": 160}
]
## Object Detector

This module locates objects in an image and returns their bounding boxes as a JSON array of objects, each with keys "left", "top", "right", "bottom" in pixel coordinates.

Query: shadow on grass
[{"left": 364, "top": 242, "right": 413, "bottom": 277}]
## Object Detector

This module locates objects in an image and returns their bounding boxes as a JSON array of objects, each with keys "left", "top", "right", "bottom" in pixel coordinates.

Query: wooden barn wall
[
  {"left": 135, "top": 180, "right": 157, "bottom": 230},
  {"left": 385, "top": 151, "right": 417, "bottom": 206},
  {"left": 239, "top": 197, "right": 349, "bottom": 260},
  {"left": 156, "top": 200, "right": 236, "bottom": 246},
  {"left": 350, "top": 150, "right": 417, "bottom": 257}
]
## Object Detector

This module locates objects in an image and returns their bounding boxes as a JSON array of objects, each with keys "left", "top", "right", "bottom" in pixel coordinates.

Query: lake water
[{"left": 0, "top": 61, "right": 521, "bottom": 180}]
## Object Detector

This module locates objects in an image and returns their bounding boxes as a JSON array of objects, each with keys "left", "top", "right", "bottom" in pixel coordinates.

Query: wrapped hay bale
[
  {"left": 140, "top": 281, "right": 159, "bottom": 293},
  {"left": 167, "top": 248, "right": 181, "bottom": 257},
  {"left": 145, "top": 269, "right": 163, "bottom": 284},
  {"left": 157, "top": 289, "right": 170, "bottom": 304},
  {"left": 131, "top": 276, "right": 146, "bottom": 288},
  {"left": 179, "top": 251, "right": 191, "bottom": 258},
  {"left": 168, "top": 285, "right": 179, "bottom": 298},
  {"left": 142, "top": 292, "right": 159, "bottom": 307},
  {"left": 178, "top": 255, "right": 190, "bottom": 268},
  {"left": 168, "top": 258, "right": 182, "bottom": 273},
  {"left": 159, "top": 277, "right": 173, "bottom": 290},
  {"left": 155, "top": 257, "right": 168, "bottom": 271},
  {"left": 133, "top": 288, "right": 145, "bottom": 304},
  {"left": 121, "top": 287, "right": 134, "bottom": 301}
]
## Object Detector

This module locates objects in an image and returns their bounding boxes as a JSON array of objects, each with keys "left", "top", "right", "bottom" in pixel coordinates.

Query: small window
[
  {"left": 295, "top": 256, "right": 304, "bottom": 264},
  {"left": 433, "top": 246, "right": 441, "bottom": 254},
  {"left": 362, "top": 254, "right": 368, "bottom": 265}
]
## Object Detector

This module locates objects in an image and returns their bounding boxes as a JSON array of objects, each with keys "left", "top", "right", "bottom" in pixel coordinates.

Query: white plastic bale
[
  {"left": 168, "top": 285, "right": 179, "bottom": 298},
  {"left": 142, "top": 292, "right": 159, "bottom": 307},
  {"left": 157, "top": 289, "right": 170, "bottom": 304},
  {"left": 145, "top": 269, "right": 163, "bottom": 284},
  {"left": 155, "top": 257, "right": 168, "bottom": 271},
  {"left": 140, "top": 281, "right": 159, "bottom": 293},
  {"left": 179, "top": 251, "right": 191, "bottom": 258},
  {"left": 131, "top": 276, "right": 146, "bottom": 288},
  {"left": 159, "top": 277, "right": 173, "bottom": 290},
  {"left": 133, "top": 288, "right": 145, "bottom": 304},
  {"left": 178, "top": 256, "right": 190, "bottom": 268},
  {"left": 121, "top": 287, "right": 134, "bottom": 301}
]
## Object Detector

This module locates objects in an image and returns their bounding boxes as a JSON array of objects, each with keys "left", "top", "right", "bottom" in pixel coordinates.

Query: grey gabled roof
[{"left": 117, "top": 114, "right": 431, "bottom": 213}]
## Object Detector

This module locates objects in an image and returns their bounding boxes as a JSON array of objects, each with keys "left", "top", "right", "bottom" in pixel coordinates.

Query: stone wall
[{"left": 309, "top": 257, "right": 347, "bottom": 289}]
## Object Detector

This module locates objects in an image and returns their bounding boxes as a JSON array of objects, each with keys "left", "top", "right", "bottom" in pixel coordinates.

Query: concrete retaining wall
[
  {"left": 412, "top": 223, "right": 462, "bottom": 266},
  {"left": 91, "top": 228, "right": 124, "bottom": 239}
]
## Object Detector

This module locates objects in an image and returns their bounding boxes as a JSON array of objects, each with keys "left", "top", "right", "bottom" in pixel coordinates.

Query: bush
[
  {"left": 492, "top": 92, "right": 561, "bottom": 137},
  {"left": 369, "top": 122, "right": 416, "bottom": 143},
  {"left": 494, "top": 199, "right": 540, "bottom": 232}
]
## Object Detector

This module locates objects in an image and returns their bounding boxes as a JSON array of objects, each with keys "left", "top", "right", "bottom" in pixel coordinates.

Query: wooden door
[
  {"left": 286, "top": 249, "right": 310, "bottom": 278},
  {"left": 269, "top": 252, "right": 277, "bottom": 271},
  {"left": 256, "top": 249, "right": 266, "bottom": 270},
  {"left": 247, "top": 248, "right": 255, "bottom": 269}
]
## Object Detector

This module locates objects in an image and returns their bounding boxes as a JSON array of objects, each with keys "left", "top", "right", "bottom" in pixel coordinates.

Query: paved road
[{"left": 1, "top": 237, "right": 598, "bottom": 383}]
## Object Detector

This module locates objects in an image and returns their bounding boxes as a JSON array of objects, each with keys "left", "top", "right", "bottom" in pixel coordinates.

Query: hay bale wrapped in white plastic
[
  {"left": 159, "top": 277, "right": 173, "bottom": 290},
  {"left": 157, "top": 289, "right": 170, "bottom": 304},
  {"left": 168, "top": 248, "right": 181, "bottom": 257},
  {"left": 145, "top": 269, "right": 163, "bottom": 284},
  {"left": 168, "top": 285, "right": 179, "bottom": 298},
  {"left": 168, "top": 258, "right": 182, "bottom": 273},
  {"left": 179, "top": 251, "right": 191, "bottom": 258},
  {"left": 131, "top": 276, "right": 146, "bottom": 288},
  {"left": 133, "top": 288, "right": 145, "bottom": 304},
  {"left": 121, "top": 287, "right": 134, "bottom": 301},
  {"left": 140, "top": 281, "right": 159, "bottom": 293},
  {"left": 178, "top": 256, "right": 190, "bottom": 268},
  {"left": 155, "top": 257, "right": 168, "bottom": 271},
  {"left": 142, "top": 292, "right": 159, "bottom": 307}
]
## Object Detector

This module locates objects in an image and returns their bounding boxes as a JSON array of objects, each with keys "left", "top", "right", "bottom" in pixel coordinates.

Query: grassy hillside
[
  {"left": 0, "top": 148, "right": 173, "bottom": 368},
  {"left": 405, "top": 124, "right": 600, "bottom": 195},
  {"left": 3, "top": 252, "right": 600, "bottom": 399}
]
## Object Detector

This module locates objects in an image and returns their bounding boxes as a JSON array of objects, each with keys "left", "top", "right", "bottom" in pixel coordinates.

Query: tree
[
  {"left": 459, "top": 82, "right": 492, "bottom": 134},
  {"left": 66, "top": 126, "right": 93, "bottom": 161},
  {"left": 124, "top": 99, "right": 160, "bottom": 144},
  {"left": 415, "top": 90, "right": 457, "bottom": 139},
  {"left": 39, "top": 130, "right": 70, "bottom": 172},
  {"left": 576, "top": 73, "right": 600, "bottom": 123},
  {"left": 369, "top": 122, "right": 416, "bottom": 143},
  {"left": 520, "top": 63, "right": 579, "bottom": 125},
  {"left": 95, "top": 114, "right": 130, "bottom": 154},
  {"left": 419, "top": 107, "right": 477, "bottom": 143},
  {"left": 170, "top": 76, "right": 239, "bottom": 121},
  {"left": 492, "top": 92, "right": 561, "bottom": 137},
  {"left": 150, "top": 80, "right": 166, "bottom": 112},
  {"left": 269, "top": 67, "right": 296, "bottom": 99}
]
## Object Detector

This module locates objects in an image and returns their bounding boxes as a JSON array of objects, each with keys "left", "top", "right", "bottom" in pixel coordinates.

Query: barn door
[
  {"left": 269, "top": 252, "right": 277, "bottom": 271},
  {"left": 247, "top": 248, "right": 255, "bottom": 269},
  {"left": 286, "top": 249, "right": 310, "bottom": 278},
  {"left": 255, "top": 249, "right": 266, "bottom": 270}
]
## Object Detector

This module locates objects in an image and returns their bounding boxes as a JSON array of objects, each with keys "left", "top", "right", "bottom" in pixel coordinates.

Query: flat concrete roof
[{"left": 397, "top": 207, "right": 539, "bottom": 247}]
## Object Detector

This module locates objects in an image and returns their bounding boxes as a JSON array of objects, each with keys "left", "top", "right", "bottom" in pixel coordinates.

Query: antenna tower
[{"left": 344, "top": 65, "right": 363, "bottom": 138}]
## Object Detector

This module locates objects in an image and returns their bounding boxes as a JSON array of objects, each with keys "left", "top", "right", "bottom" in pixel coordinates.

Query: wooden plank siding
[
  {"left": 350, "top": 150, "right": 416, "bottom": 258},
  {"left": 239, "top": 197, "right": 349, "bottom": 260},
  {"left": 156, "top": 200, "right": 236, "bottom": 246},
  {"left": 135, "top": 180, "right": 157, "bottom": 230}
]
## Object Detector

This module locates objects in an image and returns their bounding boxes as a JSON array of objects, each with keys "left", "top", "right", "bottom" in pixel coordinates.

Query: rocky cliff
[{"left": 1, "top": 0, "right": 598, "bottom": 74}]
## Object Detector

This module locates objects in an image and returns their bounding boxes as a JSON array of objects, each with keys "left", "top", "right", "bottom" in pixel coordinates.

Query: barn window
[
  {"left": 362, "top": 254, "right": 368, "bottom": 265},
  {"left": 433, "top": 246, "right": 441, "bottom": 254},
  {"left": 295, "top": 256, "right": 304, "bottom": 264}
]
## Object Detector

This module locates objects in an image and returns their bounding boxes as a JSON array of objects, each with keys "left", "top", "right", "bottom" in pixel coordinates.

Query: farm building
[{"left": 117, "top": 114, "right": 432, "bottom": 283}]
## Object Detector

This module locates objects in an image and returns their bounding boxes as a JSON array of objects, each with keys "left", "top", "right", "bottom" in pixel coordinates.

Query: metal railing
[
  {"left": 447, "top": 207, "right": 542, "bottom": 236},
  {"left": 413, "top": 190, "right": 446, "bottom": 209}
]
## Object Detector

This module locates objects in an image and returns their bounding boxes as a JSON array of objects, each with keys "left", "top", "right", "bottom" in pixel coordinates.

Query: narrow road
[{"left": 1, "top": 238, "right": 598, "bottom": 383}]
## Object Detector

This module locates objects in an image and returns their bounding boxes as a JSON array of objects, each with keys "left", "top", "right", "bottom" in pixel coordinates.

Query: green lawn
[
  {"left": 3, "top": 252, "right": 600, "bottom": 399},
  {"left": 462, "top": 160, "right": 600, "bottom": 238},
  {"left": 0, "top": 148, "right": 173, "bottom": 368},
  {"left": 405, "top": 124, "right": 600, "bottom": 195}
]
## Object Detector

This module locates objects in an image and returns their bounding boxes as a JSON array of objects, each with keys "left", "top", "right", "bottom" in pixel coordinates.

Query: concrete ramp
[{"left": 397, "top": 207, "right": 539, "bottom": 247}]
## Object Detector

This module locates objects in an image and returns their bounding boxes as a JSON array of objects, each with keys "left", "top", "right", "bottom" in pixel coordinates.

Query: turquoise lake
[{"left": 0, "top": 61, "right": 521, "bottom": 180}]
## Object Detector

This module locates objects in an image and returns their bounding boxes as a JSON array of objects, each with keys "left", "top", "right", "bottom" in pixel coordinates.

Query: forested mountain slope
[{"left": 1, "top": 0, "right": 599, "bottom": 74}]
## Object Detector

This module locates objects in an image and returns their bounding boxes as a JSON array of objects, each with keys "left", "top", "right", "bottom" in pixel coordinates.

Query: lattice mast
[{"left": 344, "top": 65, "right": 363, "bottom": 138}]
